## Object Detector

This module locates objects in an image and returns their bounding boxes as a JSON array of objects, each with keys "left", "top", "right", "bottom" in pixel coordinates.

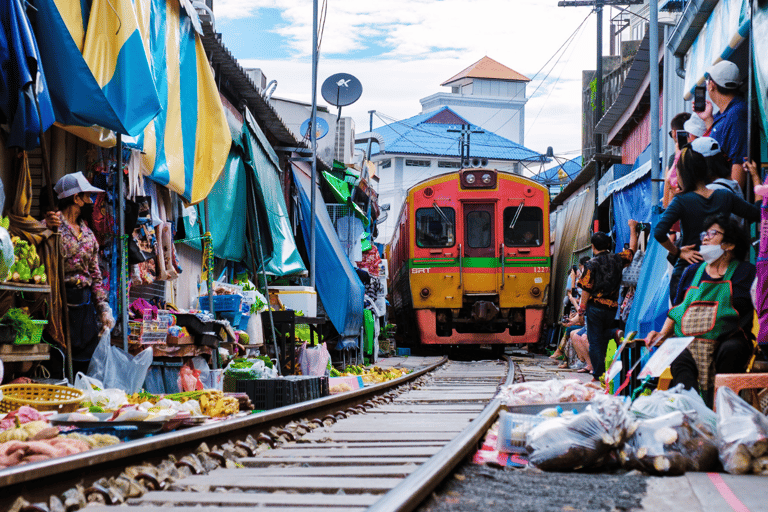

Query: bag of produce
[
  {"left": 621, "top": 411, "right": 718, "bottom": 475},
  {"left": 498, "top": 378, "right": 599, "bottom": 407},
  {"left": 526, "top": 395, "right": 636, "bottom": 471},
  {"left": 716, "top": 387, "right": 768, "bottom": 474},
  {"left": 630, "top": 384, "right": 717, "bottom": 436}
]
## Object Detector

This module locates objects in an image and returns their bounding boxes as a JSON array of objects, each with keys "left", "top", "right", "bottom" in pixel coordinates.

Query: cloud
[{"left": 229, "top": 0, "right": 603, "bottom": 157}]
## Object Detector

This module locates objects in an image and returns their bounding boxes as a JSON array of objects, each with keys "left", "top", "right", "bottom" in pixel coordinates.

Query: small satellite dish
[
  {"left": 321, "top": 73, "right": 363, "bottom": 107},
  {"left": 300, "top": 117, "right": 329, "bottom": 140}
]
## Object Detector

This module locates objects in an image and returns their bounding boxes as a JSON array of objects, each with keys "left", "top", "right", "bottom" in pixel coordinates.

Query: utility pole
[
  {"left": 310, "top": 0, "right": 318, "bottom": 288},
  {"left": 448, "top": 124, "right": 484, "bottom": 163},
  {"left": 558, "top": 0, "right": 643, "bottom": 231}
]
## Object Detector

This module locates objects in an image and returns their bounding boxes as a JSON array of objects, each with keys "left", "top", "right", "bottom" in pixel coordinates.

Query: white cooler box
[{"left": 270, "top": 286, "right": 317, "bottom": 317}]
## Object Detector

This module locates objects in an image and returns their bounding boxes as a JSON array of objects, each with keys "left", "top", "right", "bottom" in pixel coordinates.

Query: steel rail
[
  {"left": 367, "top": 355, "right": 514, "bottom": 512},
  {"left": 0, "top": 357, "right": 446, "bottom": 498}
]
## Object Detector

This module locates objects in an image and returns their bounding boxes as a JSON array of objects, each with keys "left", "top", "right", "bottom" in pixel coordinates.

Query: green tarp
[{"left": 185, "top": 109, "right": 305, "bottom": 276}]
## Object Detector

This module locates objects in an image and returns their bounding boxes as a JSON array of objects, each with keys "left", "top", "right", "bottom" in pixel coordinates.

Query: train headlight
[
  {"left": 481, "top": 173, "right": 492, "bottom": 184},
  {"left": 420, "top": 287, "right": 431, "bottom": 299},
  {"left": 465, "top": 174, "right": 476, "bottom": 184},
  {"left": 530, "top": 286, "right": 541, "bottom": 297}
]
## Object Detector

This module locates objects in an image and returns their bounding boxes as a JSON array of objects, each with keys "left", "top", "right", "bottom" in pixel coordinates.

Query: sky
[{"left": 212, "top": 0, "right": 612, "bottom": 163}]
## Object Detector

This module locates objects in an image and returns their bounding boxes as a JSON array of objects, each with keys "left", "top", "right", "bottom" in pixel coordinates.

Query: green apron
[{"left": 668, "top": 261, "right": 740, "bottom": 390}]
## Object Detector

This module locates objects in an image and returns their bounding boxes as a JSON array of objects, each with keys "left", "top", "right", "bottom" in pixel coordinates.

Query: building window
[
  {"left": 405, "top": 159, "right": 431, "bottom": 167},
  {"left": 437, "top": 161, "right": 461, "bottom": 169},
  {"left": 379, "top": 159, "right": 391, "bottom": 169}
]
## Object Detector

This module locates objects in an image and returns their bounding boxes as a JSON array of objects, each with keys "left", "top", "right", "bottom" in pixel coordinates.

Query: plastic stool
[{"left": 713, "top": 373, "right": 768, "bottom": 412}]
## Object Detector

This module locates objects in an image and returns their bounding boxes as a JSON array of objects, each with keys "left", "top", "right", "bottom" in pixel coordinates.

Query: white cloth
[{"left": 336, "top": 216, "right": 364, "bottom": 263}]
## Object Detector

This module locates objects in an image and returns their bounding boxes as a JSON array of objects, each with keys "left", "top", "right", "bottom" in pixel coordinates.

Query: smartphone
[
  {"left": 676, "top": 130, "right": 689, "bottom": 148},
  {"left": 693, "top": 85, "right": 706, "bottom": 112}
]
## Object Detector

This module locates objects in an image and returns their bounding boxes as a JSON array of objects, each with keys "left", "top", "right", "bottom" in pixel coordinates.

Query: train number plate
[
  {"left": 533, "top": 267, "right": 549, "bottom": 273},
  {"left": 411, "top": 268, "right": 430, "bottom": 274}
]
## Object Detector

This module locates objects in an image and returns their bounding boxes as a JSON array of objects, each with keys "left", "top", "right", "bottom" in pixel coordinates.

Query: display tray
[
  {"left": 48, "top": 413, "right": 183, "bottom": 435},
  {"left": 503, "top": 401, "right": 593, "bottom": 414}
]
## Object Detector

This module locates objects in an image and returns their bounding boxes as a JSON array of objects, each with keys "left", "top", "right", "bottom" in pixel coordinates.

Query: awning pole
[
  {"left": 204, "top": 198, "right": 217, "bottom": 369},
  {"left": 746, "top": 0, "right": 754, "bottom": 204},
  {"left": 118, "top": 134, "right": 128, "bottom": 352},
  {"left": 649, "top": 0, "right": 661, "bottom": 211},
  {"left": 309, "top": 0, "right": 318, "bottom": 289}
]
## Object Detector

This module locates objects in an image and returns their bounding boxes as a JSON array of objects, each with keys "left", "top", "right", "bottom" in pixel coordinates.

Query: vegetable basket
[
  {"left": 13, "top": 319, "right": 47, "bottom": 345},
  {"left": 0, "top": 383, "right": 83, "bottom": 413}
]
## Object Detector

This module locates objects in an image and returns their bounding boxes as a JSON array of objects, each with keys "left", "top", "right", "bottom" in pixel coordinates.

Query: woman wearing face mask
[
  {"left": 654, "top": 137, "right": 761, "bottom": 302},
  {"left": 645, "top": 215, "right": 755, "bottom": 405},
  {"left": 44, "top": 172, "right": 114, "bottom": 375}
]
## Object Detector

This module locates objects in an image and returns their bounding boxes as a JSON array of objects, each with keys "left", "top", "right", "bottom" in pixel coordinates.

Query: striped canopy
[
  {"left": 135, "top": 0, "right": 230, "bottom": 204},
  {"left": 33, "top": 0, "right": 161, "bottom": 136}
]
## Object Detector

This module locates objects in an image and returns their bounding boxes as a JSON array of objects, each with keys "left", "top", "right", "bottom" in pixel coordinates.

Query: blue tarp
[
  {"left": 612, "top": 175, "right": 653, "bottom": 253},
  {"left": 293, "top": 166, "right": 364, "bottom": 344}
]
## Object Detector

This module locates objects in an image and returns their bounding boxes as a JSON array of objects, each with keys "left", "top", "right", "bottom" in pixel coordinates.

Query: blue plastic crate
[
  {"left": 199, "top": 294, "right": 242, "bottom": 312},
  {"left": 397, "top": 348, "right": 410, "bottom": 356}
]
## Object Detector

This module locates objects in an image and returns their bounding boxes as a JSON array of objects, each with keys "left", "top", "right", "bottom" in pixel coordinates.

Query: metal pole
[
  {"left": 746, "top": 0, "right": 754, "bottom": 204},
  {"left": 309, "top": 0, "right": 319, "bottom": 289},
  {"left": 661, "top": 24, "right": 671, "bottom": 188},
  {"left": 649, "top": 0, "right": 661, "bottom": 210},
  {"left": 204, "top": 198, "right": 217, "bottom": 369},
  {"left": 118, "top": 135, "right": 128, "bottom": 352},
  {"left": 594, "top": 0, "right": 604, "bottom": 231}
]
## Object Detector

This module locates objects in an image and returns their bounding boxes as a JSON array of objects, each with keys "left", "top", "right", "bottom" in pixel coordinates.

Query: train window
[
  {"left": 415, "top": 207, "right": 455, "bottom": 248},
  {"left": 466, "top": 211, "right": 492, "bottom": 248},
  {"left": 504, "top": 206, "right": 543, "bottom": 247}
]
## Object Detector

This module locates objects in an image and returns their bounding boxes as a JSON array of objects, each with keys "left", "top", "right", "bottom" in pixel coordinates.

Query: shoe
[{"left": 570, "top": 360, "right": 585, "bottom": 371}]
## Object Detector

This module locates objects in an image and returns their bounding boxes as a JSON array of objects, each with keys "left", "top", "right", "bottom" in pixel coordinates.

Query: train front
[{"left": 407, "top": 169, "right": 549, "bottom": 346}]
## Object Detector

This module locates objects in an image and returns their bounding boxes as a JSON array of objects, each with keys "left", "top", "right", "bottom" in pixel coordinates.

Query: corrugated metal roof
[
  {"left": 372, "top": 107, "right": 543, "bottom": 162},
  {"left": 441, "top": 56, "right": 531, "bottom": 86}
]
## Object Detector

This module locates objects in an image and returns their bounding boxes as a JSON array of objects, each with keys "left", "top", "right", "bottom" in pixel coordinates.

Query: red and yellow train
[{"left": 386, "top": 168, "right": 550, "bottom": 348}]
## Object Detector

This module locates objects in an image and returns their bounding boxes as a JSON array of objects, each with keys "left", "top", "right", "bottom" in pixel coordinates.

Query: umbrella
[{"left": 0, "top": 0, "right": 55, "bottom": 150}]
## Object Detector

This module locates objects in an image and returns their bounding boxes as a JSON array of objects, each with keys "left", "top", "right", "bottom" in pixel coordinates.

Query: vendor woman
[
  {"left": 45, "top": 172, "right": 113, "bottom": 374},
  {"left": 645, "top": 214, "right": 755, "bottom": 405}
]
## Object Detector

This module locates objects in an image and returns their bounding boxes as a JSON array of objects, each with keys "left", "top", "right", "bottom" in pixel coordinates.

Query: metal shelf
[{"left": 0, "top": 282, "right": 51, "bottom": 294}]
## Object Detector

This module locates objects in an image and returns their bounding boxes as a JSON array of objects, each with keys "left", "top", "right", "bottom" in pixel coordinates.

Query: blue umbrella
[{"left": 0, "top": 0, "right": 55, "bottom": 150}]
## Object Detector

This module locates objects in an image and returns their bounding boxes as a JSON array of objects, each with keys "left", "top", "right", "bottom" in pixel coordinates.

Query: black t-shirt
[
  {"left": 654, "top": 189, "right": 759, "bottom": 248},
  {"left": 673, "top": 261, "right": 755, "bottom": 335}
]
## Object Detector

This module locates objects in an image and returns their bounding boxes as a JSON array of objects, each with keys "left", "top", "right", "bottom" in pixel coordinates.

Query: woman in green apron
[{"left": 645, "top": 214, "right": 755, "bottom": 405}]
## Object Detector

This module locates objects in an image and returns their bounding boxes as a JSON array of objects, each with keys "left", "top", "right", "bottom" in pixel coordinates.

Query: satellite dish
[
  {"left": 321, "top": 73, "right": 363, "bottom": 107},
  {"left": 300, "top": 117, "right": 329, "bottom": 140}
]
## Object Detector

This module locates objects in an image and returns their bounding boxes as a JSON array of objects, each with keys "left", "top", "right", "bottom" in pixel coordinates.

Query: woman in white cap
[{"left": 45, "top": 172, "right": 114, "bottom": 374}]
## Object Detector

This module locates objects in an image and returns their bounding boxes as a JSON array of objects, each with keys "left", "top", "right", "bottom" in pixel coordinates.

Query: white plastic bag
[
  {"left": 74, "top": 373, "right": 128, "bottom": 410},
  {"left": 299, "top": 342, "right": 330, "bottom": 377},
  {"left": 87, "top": 332, "right": 153, "bottom": 393},
  {"left": 716, "top": 387, "right": 768, "bottom": 474},
  {"left": 630, "top": 384, "right": 717, "bottom": 436}
]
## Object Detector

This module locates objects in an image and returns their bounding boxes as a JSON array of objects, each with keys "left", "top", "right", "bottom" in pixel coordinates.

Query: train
[{"left": 386, "top": 168, "right": 550, "bottom": 350}]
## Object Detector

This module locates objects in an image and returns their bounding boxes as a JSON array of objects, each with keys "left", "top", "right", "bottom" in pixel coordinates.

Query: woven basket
[
  {"left": 0, "top": 383, "right": 84, "bottom": 413},
  {"left": 13, "top": 319, "right": 48, "bottom": 345}
]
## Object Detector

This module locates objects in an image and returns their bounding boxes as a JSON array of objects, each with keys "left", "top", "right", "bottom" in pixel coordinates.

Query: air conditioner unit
[{"left": 334, "top": 117, "right": 356, "bottom": 164}]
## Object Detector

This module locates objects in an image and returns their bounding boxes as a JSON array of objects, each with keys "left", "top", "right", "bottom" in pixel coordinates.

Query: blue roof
[
  {"left": 531, "top": 157, "right": 582, "bottom": 185},
  {"left": 367, "top": 107, "right": 544, "bottom": 162}
]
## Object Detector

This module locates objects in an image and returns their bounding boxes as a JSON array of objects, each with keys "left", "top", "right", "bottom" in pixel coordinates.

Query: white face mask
[{"left": 699, "top": 244, "right": 724, "bottom": 264}]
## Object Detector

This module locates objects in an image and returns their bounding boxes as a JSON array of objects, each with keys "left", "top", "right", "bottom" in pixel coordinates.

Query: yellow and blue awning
[
  {"left": 32, "top": 0, "right": 161, "bottom": 136},
  {"left": 0, "top": 0, "right": 55, "bottom": 150},
  {"left": 135, "top": 0, "right": 230, "bottom": 204}
]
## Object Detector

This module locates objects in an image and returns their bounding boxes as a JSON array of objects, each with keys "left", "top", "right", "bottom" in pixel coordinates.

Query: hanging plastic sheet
[
  {"left": 625, "top": 212, "right": 671, "bottom": 339},
  {"left": 754, "top": 0, "right": 768, "bottom": 133},
  {"left": 0, "top": 0, "right": 55, "bottom": 150},
  {"left": 612, "top": 175, "right": 652, "bottom": 252},
  {"left": 292, "top": 165, "right": 364, "bottom": 344},
  {"left": 31, "top": 0, "right": 161, "bottom": 136},
  {"left": 242, "top": 110, "right": 306, "bottom": 276},
  {"left": 134, "top": 0, "right": 230, "bottom": 204}
]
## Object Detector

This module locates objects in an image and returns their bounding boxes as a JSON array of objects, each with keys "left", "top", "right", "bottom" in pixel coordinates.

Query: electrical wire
[{"left": 316, "top": 0, "right": 328, "bottom": 53}]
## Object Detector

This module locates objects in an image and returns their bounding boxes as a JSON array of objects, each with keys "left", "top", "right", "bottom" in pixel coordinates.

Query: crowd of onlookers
[{"left": 551, "top": 60, "right": 766, "bottom": 406}]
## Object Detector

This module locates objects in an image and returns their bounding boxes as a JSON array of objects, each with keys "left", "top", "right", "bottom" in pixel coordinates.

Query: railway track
[{"left": 4, "top": 356, "right": 511, "bottom": 511}]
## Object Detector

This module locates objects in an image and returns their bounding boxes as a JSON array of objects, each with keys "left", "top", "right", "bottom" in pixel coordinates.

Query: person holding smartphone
[
  {"left": 695, "top": 60, "right": 748, "bottom": 191},
  {"left": 663, "top": 112, "right": 691, "bottom": 209}
]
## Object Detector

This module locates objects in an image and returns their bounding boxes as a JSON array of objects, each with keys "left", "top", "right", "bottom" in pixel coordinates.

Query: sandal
[
  {"left": 549, "top": 351, "right": 564, "bottom": 359},
  {"left": 577, "top": 367, "right": 592, "bottom": 373},
  {"left": 558, "top": 361, "right": 569, "bottom": 369}
]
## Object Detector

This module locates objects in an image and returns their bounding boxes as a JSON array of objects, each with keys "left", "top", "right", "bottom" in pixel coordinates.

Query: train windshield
[
  {"left": 504, "top": 206, "right": 543, "bottom": 246},
  {"left": 415, "top": 207, "right": 455, "bottom": 247}
]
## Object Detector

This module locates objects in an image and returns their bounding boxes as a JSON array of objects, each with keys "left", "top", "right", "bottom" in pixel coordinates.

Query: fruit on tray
[{"left": 8, "top": 237, "right": 45, "bottom": 284}]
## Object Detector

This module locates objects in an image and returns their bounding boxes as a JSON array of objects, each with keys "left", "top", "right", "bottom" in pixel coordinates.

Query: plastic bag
[
  {"left": 716, "top": 387, "right": 768, "bottom": 474},
  {"left": 498, "top": 379, "right": 600, "bottom": 407},
  {"left": 178, "top": 365, "right": 204, "bottom": 392},
  {"left": 621, "top": 411, "right": 718, "bottom": 475},
  {"left": 87, "top": 332, "right": 153, "bottom": 393},
  {"left": 299, "top": 342, "right": 330, "bottom": 377},
  {"left": 74, "top": 373, "right": 128, "bottom": 410},
  {"left": 525, "top": 395, "right": 636, "bottom": 471},
  {"left": 630, "top": 384, "right": 717, "bottom": 437}
]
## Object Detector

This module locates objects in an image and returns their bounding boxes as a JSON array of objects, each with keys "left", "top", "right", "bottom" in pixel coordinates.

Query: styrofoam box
[{"left": 270, "top": 286, "right": 317, "bottom": 317}]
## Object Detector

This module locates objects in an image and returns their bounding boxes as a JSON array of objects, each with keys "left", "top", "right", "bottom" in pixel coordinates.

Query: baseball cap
[
  {"left": 54, "top": 172, "right": 105, "bottom": 200},
  {"left": 690, "top": 137, "right": 721, "bottom": 158},
  {"left": 706, "top": 60, "right": 740, "bottom": 89},
  {"left": 683, "top": 115, "right": 706, "bottom": 138}
]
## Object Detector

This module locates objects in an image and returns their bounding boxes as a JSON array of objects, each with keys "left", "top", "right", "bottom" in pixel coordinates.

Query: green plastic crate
[{"left": 14, "top": 319, "right": 47, "bottom": 345}]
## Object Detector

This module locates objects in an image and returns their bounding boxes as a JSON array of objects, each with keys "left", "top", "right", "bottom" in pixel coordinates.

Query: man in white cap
[
  {"left": 696, "top": 60, "right": 748, "bottom": 190},
  {"left": 682, "top": 114, "right": 706, "bottom": 142},
  {"left": 45, "top": 172, "right": 113, "bottom": 374}
]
